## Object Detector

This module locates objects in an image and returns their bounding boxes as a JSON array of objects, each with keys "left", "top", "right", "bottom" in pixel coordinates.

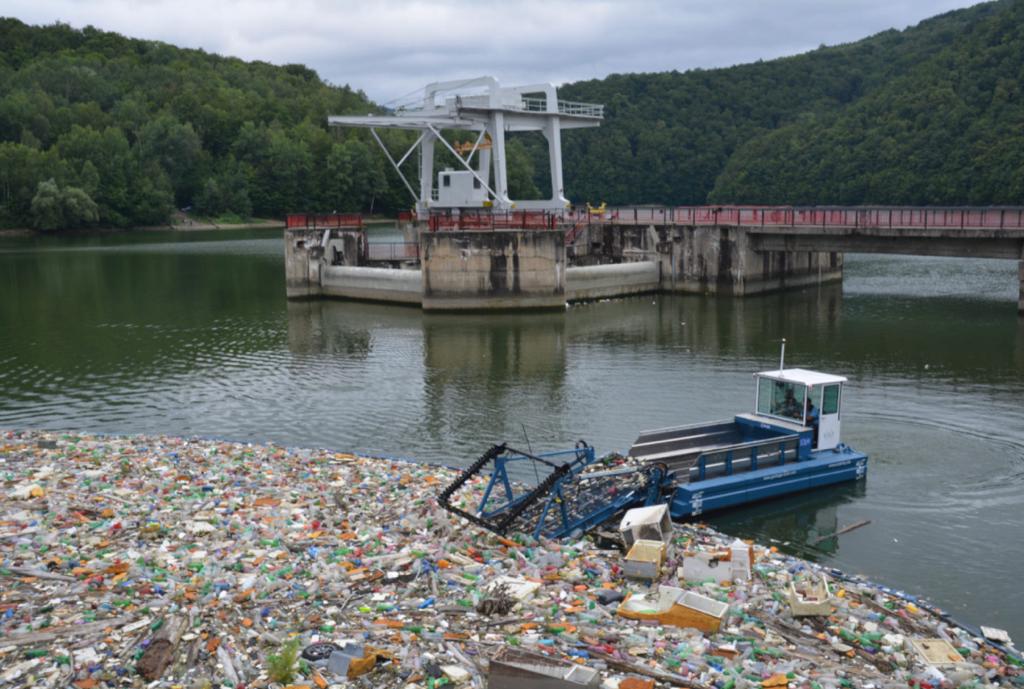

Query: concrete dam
[{"left": 285, "top": 206, "right": 1024, "bottom": 313}]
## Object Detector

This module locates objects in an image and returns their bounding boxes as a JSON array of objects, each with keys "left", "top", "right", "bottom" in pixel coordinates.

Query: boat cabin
[{"left": 753, "top": 368, "right": 845, "bottom": 451}]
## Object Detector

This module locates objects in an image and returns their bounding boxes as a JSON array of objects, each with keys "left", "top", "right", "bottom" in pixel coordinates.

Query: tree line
[
  {"left": 0, "top": 18, "right": 405, "bottom": 230},
  {"left": 556, "top": 0, "right": 1022, "bottom": 207},
  {"left": 2, "top": 1, "right": 1021, "bottom": 231}
]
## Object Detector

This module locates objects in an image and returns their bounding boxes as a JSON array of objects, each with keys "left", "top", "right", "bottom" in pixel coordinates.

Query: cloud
[{"left": 4, "top": 0, "right": 980, "bottom": 102}]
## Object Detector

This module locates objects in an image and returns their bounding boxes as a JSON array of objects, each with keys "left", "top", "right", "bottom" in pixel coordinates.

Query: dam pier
[{"left": 284, "top": 205, "right": 1024, "bottom": 312}]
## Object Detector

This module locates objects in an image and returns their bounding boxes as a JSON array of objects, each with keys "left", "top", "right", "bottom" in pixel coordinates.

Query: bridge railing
[
  {"left": 597, "top": 206, "right": 1024, "bottom": 230},
  {"left": 428, "top": 211, "right": 559, "bottom": 231},
  {"left": 286, "top": 213, "right": 364, "bottom": 229}
]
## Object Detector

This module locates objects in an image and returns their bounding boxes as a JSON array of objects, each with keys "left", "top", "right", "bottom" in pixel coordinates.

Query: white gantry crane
[{"left": 328, "top": 77, "right": 603, "bottom": 218}]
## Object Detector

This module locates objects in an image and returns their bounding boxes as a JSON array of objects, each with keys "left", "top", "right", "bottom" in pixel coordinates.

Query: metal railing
[
  {"left": 286, "top": 213, "right": 363, "bottom": 229},
  {"left": 593, "top": 205, "right": 1024, "bottom": 230},
  {"left": 366, "top": 242, "right": 419, "bottom": 262},
  {"left": 556, "top": 100, "right": 604, "bottom": 118},
  {"left": 428, "top": 210, "right": 560, "bottom": 232},
  {"left": 689, "top": 435, "right": 801, "bottom": 482},
  {"left": 516, "top": 97, "right": 604, "bottom": 118}
]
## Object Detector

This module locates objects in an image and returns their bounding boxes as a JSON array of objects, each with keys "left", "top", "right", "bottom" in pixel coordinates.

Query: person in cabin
[
  {"left": 780, "top": 388, "right": 801, "bottom": 419},
  {"left": 806, "top": 398, "right": 820, "bottom": 445}
]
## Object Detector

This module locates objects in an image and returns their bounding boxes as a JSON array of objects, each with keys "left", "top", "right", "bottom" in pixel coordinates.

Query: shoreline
[
  {"left": 0, "top": 220, "right": 285, "bottom": 238},
  {"left": 0, "top": 216, "right": 398, "bottom": 238},
  {"left": 0, "top": 429, "right": 1019, "bottom": 688}
]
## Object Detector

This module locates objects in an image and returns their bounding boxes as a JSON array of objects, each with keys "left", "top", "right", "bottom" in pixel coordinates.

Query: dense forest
[
  {"left": 0, "top": 19, "right": 414, "bottom": 229},
  {"left": 557, "top": 0, "right": 1023, "bottom": 206},
  {"left": 1, "top": 1, "right": 1021, "bottom": 230}
]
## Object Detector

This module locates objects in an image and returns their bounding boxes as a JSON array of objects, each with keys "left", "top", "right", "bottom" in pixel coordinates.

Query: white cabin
[
  {"left": 753, "top": 368, "right": 846, "bottom": 451},
  {"left": 435, "top": 169, "right": 488, "bottom": 208}
]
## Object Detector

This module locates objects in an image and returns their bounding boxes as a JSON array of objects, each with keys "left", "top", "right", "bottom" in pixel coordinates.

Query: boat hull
[{"left": 669, "top": 445, "right": 867, "bottom": 518}]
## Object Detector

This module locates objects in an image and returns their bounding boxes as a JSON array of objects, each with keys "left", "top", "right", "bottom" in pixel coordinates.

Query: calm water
[{"left": 2, "top": 229, "right": 1023, "bottom": 638}]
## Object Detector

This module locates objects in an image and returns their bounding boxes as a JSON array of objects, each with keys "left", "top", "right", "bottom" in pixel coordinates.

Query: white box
[{"left": 619, "top": 504, "right": 672, "bottom": 549}]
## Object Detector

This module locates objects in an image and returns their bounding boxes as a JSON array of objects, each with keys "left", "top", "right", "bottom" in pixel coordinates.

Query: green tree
[{"left": 29, "top": 178, "right": 98, "bottom": 230}]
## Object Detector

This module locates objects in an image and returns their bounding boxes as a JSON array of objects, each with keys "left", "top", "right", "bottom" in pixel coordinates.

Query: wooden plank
[
  {"left": 1, "top": 615, "right": 134, "bottom": 647},
  {"left": 137, "top": 616, "right": 188, "bottom": 681}
]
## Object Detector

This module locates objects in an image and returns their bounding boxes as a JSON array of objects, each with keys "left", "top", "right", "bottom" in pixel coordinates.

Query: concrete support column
[
  {"left": 1018, "top": 242, "right": 1024, "bottom": 315},
  {"left": 490, "top": 113, "right": 510, "bottom": 209},
  {"left": 477, "top": 147, "right": 491, "bottom": 189},
  {"left": 418, "top": 130, "right": 436, "bottom": 217},
  {"left": 545, "top": 116, "right": 566, "bottom": 205}
]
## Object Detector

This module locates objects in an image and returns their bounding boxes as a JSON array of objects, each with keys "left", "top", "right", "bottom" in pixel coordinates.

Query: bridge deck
[{"left": 591, "top": 206, "right": 1024, "bottom": 232}]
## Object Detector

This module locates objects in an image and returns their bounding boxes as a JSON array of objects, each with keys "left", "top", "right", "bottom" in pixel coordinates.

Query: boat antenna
[{"left": 779, "top": 338, "right": 786, "bottom": 372}]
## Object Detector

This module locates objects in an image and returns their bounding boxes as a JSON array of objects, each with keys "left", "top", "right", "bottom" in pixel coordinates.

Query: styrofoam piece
[
  {"left": 617, "top": 585, "right": 729, "bottom": 633},
  {"left": 491, "top": 575, "right": 541, "bottom": 601},
  {"left": 788, "top": 575, "right": 833, "bottom": 616},
  {"left": 623, "top": 539, "right": 666, "bottom": 580},
  {"left": 912, "top": 638, "right": 968, "bottom": 667},
  {"left": 619, "top": 504, "right": 672, "bottom": 549}
]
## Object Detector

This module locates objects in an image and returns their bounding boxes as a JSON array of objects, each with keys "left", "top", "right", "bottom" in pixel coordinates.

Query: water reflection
[
  {"left": 709, "top": 482, "right": 867, "bottom": 560},
  {"left": 286, "top": 300, "right": 376, "bottom": 359}
]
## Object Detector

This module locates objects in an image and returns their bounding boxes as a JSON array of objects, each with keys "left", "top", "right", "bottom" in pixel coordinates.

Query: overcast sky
[{"left": 6, "top": 0, "right": 982, "bottom": 105}]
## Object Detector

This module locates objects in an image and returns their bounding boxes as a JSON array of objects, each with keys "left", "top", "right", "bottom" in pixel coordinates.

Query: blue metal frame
[{"left": 473, "top": 446, "right": 666, "bottom": 540}]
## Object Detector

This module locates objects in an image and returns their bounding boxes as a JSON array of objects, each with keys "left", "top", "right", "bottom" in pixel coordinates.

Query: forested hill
[
  {"left": 557, "top": 0, "right": 1023, "bottom": 206},
  {"left": 0, "top": 19, "right": 404, "bottom": 229},
  {"left": 2, "top": 2, "right": 1021, "bottom": 231}
]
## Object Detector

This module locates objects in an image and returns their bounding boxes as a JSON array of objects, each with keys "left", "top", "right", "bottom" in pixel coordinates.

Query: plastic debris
[{"left": 0, "top": 429, "right": 1021, "bottom": 689}]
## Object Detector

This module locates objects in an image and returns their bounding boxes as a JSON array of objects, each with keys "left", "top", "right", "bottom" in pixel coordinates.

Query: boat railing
[{"left": 689, "top": 434, "right": 801, "bottom": 482}]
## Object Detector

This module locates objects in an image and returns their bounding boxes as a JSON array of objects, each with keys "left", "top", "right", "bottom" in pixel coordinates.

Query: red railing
[
  {"left": 428, "top": 211, "right": 560, "bottom": 232},
  {"left": 286, "top": 213, "right": 364, "bottom": 229},
  {"left": 598, "top": 206, "right": 1024, "bottom": 230}
]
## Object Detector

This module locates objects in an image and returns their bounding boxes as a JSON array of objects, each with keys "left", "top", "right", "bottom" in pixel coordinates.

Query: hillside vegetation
[
  {"left": 557, "top": 0, "right": 1022, "bottom": 206},
  {"left": 0, "top": 18, "right": 399, "bottom": 229}
]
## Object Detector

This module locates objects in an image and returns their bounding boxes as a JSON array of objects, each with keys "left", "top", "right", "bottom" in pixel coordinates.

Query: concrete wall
[
  {"left": 323, "top": 232, "right": 364, "bottom": 267},
  {"left": 421, "top": 230, "right": 566, "bottom": 310},
  {"left": 652, "top": 225, "right": 842, "bottom": 296},
  {"left": 567, "top": 261, "right": 661, "bottom": 301},
  {"left": 284, "top": 229, "right": 323, "bottom": 299},
  {"left": 322, "top": 265, "right": 422, "bottom": 305}
]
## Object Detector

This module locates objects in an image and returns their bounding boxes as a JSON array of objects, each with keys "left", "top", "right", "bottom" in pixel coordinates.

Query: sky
[{"left": 5, "top": 0, "right": 983, "bottom": 105}]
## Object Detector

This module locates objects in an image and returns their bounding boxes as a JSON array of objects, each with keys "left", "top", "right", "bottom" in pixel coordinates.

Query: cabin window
[
  {"left": 822, "top": 384, "right": 841, "bottom": 415},
  {"left": 757, "top": 378, "right": 806, "bottom": 422},
  {"left": 443, "top": 175, "right": 451, "bottom": 187},
  {"left": 473, "top": 178, "right": 481, "bottom": 189},
  {"left": 807, "top": 386, "right": 823, "bottom": 417}
]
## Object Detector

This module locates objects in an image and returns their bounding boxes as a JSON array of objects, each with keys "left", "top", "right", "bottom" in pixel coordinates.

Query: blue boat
[
  {"left": 438, "top": 367, "right": 868, "bottom": 539},
  {"left": 629, "top": 367, "right": 868, "bottom": 518}
]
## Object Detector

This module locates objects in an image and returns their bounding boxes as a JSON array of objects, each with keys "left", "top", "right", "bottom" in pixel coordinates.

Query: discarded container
[
  {"left": 788, "top": 574, "right": 833, "bottom": 616},
  {"left": 619, "top": 504, "right": 671, "bottom": 549},
  {"left": 680, "top": 551, "right": 732, "bottom": 583},
  {"left": 912, "top": 638, "right": 969, "bottom": 667},
  {"left": 622, "top": 539, "right": 666, "bottom": 580},
  {"left": 489, "top": 647, "right": 601, "bottom": 688},
  {"left": 617, "top": 586, "right": 729, "bottom": 633}
]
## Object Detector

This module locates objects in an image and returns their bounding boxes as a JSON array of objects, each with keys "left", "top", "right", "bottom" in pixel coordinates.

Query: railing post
[
  {"left": 698, "top": 457, "right": 706, "bottom": 482},
  {"left": 725, "top": 451, "right": 733, "bottom": 476},
  {"left": 751, "top": 447, "right": 758, "bottom": 472},
  {"left": 1001, "top": 209, "right": 1005, "bottom": 230}
]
